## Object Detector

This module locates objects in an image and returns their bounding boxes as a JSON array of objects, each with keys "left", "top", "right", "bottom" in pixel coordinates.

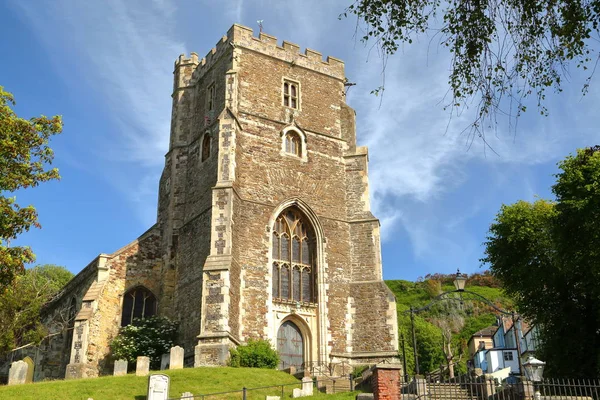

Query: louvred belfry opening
[{"left": 271, "top": 208, "right": 316, "bottom": 303}]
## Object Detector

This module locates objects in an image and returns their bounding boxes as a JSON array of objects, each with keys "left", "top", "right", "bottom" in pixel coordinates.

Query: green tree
[
  {"left": 0, "top": 87, "right": 62, "bottom": 290},
  {"left": 344, "top": 0, "right": 599, "bottom": 135},
  {"left": 483, "top": 146, "right": 600, "bottom": 378},
  {"left": 0, "top": 264, "right": 73, "bottom": 353}
]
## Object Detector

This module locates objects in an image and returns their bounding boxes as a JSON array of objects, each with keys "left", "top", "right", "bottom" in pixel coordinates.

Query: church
[{"left": 19, "top": 24, "right": 399, "bottom": 380}]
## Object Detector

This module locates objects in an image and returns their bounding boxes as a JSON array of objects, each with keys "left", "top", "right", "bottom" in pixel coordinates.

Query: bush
[
  {"left": 110, "top": 316, "right": 178, "bottom": 370},
  {"left": 229, "top": 339, "right": 279, "bottom": 369}
]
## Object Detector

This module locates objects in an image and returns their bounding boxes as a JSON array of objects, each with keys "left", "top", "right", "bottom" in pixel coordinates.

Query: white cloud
[{"left": 11, "top": 0, "right": 186, "bottom": 224}]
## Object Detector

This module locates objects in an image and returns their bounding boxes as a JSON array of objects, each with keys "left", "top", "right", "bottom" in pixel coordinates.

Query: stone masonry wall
[
  {"left": 85, "top": 227, "right": 163, "bottom": 375},
  {"left": 231, "top": 35, "right": 353, "bottom": 359},
  {"left": 351, "top": 281, "right": 398, "bottom": 353}
]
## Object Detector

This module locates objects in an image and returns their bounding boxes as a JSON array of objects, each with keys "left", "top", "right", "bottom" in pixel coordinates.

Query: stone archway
[{"left": 277, "top": 320, "right": 304, "bottom": 370}]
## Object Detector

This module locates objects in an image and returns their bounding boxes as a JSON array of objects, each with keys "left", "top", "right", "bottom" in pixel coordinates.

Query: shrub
[
  {"left": 110, "top": 316, "right": 178, "bottom": 370},
  {"left": 229, "top": 339, "right": 279, "bottom": 369}
]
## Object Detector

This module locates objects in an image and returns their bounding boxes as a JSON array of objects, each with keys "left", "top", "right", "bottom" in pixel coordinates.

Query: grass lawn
[{"left": 0, "top": 367, "right": 361, "bottom": 400}]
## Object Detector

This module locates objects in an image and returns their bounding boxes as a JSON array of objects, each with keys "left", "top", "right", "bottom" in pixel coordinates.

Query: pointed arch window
[
  {"left": 285, "top": 132, "right": 301, "bottom": 156},
  {"left": 201, "top": 132, "right": 211, "bottom": 162},
  {"left": 121, "top": 286, "right": 157, "bottom": 326},
  {"left": 271, "top": 208, "right": 316, "bottom": 303}
]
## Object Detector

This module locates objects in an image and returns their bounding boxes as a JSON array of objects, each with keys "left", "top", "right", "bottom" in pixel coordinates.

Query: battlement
[{"left": 174, "top": 23, "right": 345, "bottom": 87}]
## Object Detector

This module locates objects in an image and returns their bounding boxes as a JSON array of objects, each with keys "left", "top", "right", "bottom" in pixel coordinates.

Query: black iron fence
[
  {"left": 402, "top": 375, "right": 600, "bottom": 400},
  {"left": 167, "top": 374, "right": 357, "bottom": 400}
]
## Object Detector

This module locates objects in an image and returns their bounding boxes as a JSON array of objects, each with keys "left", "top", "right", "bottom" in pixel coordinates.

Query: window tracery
[
  {"left": 271, "top": 208, "right": 316, "bottom": 303},
  {"left": 121, "top": 286, "right": 157, "bottom": 326}
]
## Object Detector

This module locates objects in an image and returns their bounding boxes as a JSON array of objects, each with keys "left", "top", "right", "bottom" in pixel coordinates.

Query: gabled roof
[{"left": 473, "top": 326, "right": 498, "bottom": 337}]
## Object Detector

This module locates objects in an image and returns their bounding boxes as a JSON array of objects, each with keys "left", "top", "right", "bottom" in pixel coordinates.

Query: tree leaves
[
  {"left": 0, "top": 86, "right": 62, "bottom": 289},
  {"left": 344, "top": 0, "right": 600, "bottom": 137},
  {"left": 483, "top": 146, "right": 600, "bottom": 378}
]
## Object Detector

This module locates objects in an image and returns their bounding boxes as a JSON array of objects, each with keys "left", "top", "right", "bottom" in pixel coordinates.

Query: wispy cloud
[{"left": 11, "top": 0, "right": 186, "bottom": 224}]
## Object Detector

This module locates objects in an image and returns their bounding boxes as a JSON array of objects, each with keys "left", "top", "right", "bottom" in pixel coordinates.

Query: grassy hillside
[
  {"left": 0, "top": 367, "right": 357, "bottom": 400},
  {"left": 386, "top": 271, "right": 514, "bottom": 376}
]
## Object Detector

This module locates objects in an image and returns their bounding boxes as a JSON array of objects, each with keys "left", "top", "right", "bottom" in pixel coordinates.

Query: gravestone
[
  {"left": 136, "top": 356, "right": 150, "bottom": 376},
  {"left": 266, "top": 396, "right": 281, "bottom": 400},
  {"left": 23, "top": 356, "right": 34, "bottom": 383},
  {"left": 8, "top": 360, "right": 28, "bottom": 385},
  {"left": 114, "top": 359, "right": 128, "bottom": 376},
  {"left": 160, "top": 354, "right": 170, "bottom": 370},
  {"left": 292, "top": 388, "right": 304, "bottom": 398},
  {"left": 170, "top": 346, "right": 184, "bottom": 369},
  {"left": 148, "top": 374, "right": 170, "bottom": 400},
  {"left": 181, "top": 392, "right": 194, "bottom": 399},
  {"left": 301, "top": 377, "right": 313, "bottom": 396}
]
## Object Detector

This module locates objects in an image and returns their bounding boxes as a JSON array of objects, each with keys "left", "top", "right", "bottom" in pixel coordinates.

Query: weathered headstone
[
  {"left": 170, "top": 346, "right": 184, "bottom": 369},
  {"left": 266, "top": 396, "right": 281, "bottom": 400},
  {"left": 23, "top": 356, "right": 34, "bottom": 383},
  {"left": 8, "top": 360, "right": 28, "bottom": 385},
  {"left": 136, "top": 356, "right": 150, "bottom": 376},
  {"left": 301, "top": 377, "right": 313, "bottom": 396},
  {"left": 148, "top": 374, "right": 170, "bottom": 400},
  {"left": 114, "top": 359, "right": 128, "bottom": 376},
  {"left": 181, "top": 392, "right": 194, "bottom": 399},
  {"left": 292, "top": 388, "right": 304, "bottom": 398},
  {"left": 160, "top": 354, "right": 170, "bottom": 370}
]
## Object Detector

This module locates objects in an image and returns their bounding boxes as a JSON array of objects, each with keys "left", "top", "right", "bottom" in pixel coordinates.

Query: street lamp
[
  {"left": 453, "top": 270, "right": 467, "bottom": 292},
  {"left": 523, "top": 356, "right": 546, "bottom": 400}
]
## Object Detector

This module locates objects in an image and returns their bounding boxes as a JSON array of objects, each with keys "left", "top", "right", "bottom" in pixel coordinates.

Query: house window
[
  {"left": 201, "top": 132, "right": 211, "bottom": 161},
  {"left": 207, "top": 83, "right": 216, "bottom": 111},
  {"left": 284, "top": 131, "right": 301, "bottom": 157},
  {"left": 121, "top": 286, "right": 157, "bottom": 326},
  {"left": 272, "top": 208, "right": 316, "bottom": 303},
  {"left": 283, "top": 80, "right": 299, "bottom": 109},
  {"left": 503, "top": 351, "right": 514, "bottom": 361}
]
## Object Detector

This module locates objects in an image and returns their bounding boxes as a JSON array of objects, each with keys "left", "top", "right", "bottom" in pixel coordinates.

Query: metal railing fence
[
  {"left": 402, "top": 375, "right": 600, "bottom": 400},
  {"left": 168, "top": 374, "right": 357, "bottom": 400}
]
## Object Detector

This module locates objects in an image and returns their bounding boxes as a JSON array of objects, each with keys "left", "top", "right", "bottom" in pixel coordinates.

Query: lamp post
[
  {"left": 406, "top": 269, "right": 525, "bottom": 377},
  {"left": 523, "top": 356, "right": 546, "bottom": 400}
]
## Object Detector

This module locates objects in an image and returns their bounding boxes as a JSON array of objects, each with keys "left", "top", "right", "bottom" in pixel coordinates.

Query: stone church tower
[{"left": 15, "top": 24, "right": 399, "bottom": 380}]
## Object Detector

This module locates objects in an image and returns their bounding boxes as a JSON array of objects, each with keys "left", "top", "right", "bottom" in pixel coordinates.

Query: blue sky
[{"left": 2, "top": 1, "right": 599, "bottom": 281}]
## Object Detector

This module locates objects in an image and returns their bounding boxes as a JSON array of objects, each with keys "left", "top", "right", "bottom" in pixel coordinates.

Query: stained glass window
[
  {"left": 271, "top": 208, "right": 316, "bottom": 303},
  {"left": 272, "top": 263, "right": 279, "bottom": 298},
  {"left": 293, "top": 267, "right": 301, "bottom": 301}
]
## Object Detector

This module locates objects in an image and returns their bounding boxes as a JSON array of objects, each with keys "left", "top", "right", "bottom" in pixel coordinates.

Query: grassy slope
[{"left": 0, "top": 367, "right": 358, "bottom": 400}]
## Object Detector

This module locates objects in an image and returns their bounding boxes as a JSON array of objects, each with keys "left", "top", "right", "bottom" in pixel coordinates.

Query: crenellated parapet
[
  {"left": 173, "top": 24, "right": 345, "bottom": 92},
  {"left": 229, "top": 24, "right": 344, "bottom": 80}
]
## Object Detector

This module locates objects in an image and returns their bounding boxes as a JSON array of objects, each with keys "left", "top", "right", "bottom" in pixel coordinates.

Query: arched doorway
[{"left": 277, "top": 321, "right": 304, "bottom": 370}]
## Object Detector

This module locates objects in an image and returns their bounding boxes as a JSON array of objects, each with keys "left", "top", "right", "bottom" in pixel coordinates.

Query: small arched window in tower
[
  {"left": 283, "top": 80, "right": 299, "bottom": 109},
  {"left": 285, "top": 131, "right": 301, "bottom": 157},
  {"left": 201, "top": 132, "right": 211, "bottom": 162},
  {"left": 121, "top": 286, "right": 157, "bottom": 326},
  {"left": 271, "top": 208, "right": 316, "bottom": 303}
]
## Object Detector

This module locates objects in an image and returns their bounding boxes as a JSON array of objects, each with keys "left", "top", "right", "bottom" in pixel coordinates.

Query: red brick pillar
[{"left": 373, "top": 364, "right": 403, "bottom": 400}]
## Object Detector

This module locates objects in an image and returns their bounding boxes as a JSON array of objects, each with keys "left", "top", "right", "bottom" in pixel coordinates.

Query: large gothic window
[
  {"left": 121, "top": 286, "right": 157, "bottom": 326},
  {"left": 272, "top": 208, "right": 316, "bottom": 303}
]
